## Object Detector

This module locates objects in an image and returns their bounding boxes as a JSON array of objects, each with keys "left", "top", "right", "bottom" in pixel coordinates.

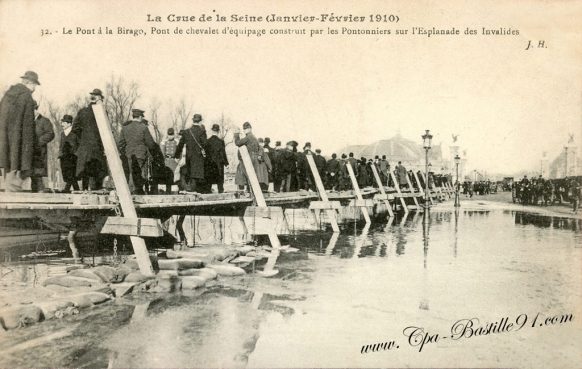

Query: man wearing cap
[
  {"left": 234, "top": 122, "right": 261, "bottom": 191},
  {"left": 118, "top": 108, "right": 158, "bottom": 194},
  {"left": 272, "top": 140, "right": 283, "bottom": 192},
  {"left": 205, "top": 124, "right": 229, "bottom": 193},
  {"left": 175, "top": 114, "right": 207, "bottom": 192},
  {"left": 379, "top": 155, "right": 390, "bottom": 186},
  {"left": 314, "top": 149, "right": 326, "bottom": 184},
  {"left": 58, "top": 115, "right": 79, "bottom": 192},
  {"left": 72, "top": 88, "right": 107, "bottom": 191},
  {"left": 326, "top": 153, "right": 340, "bottom": 190},
  {"left": 279, "top": 141, "right": 297, "bottom": 192},
  {"left": 339, "top": 153, "right": 349, "bottom": 190},
  {"left": 0, "top": 71, "right": 40, "bottom": 191},
  {"left": 31, "top": 102, "right": 55, "bottom": 192}
]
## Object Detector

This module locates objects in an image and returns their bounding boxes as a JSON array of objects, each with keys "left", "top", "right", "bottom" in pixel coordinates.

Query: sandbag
[
  {"left": 181, "top": 276, "right": 206, "bottom": 290},
  {"left": 42, "top": 275, "right": 103, "bottom": 288},
  {"left": 236, "top": 245, "right": 256, "bottom": 255},
  {"left": 76, "top": 292, "right": 111, "bottom": 305},
  {"left": 0, "top": 305, "right": 43, "bottom": 329},
  {"left": 67, "top": 269, "right": 102, "bottom": 281},
  {"left": 207, "top": 264, "right": 246, "bottom": 276},
  {"left": 92, "top": 266, "right": 125, "bottom": 283},
  {"left": 178, "top": 267, "right": 218, "bottom": 280},
  {"left": 157, "top": 259, "right": 180, "bottom": 270},
  {"left": 176, "top": 258, "right": 205, "bottom": 269},
  {"left": 124, "top": 271, "right": 154, "bottom": 283},
  {"left": 37, "top": 300, "right": 74, "bottom": 320},
  {"left": 68, "top": 294, "right": 93, "bottom": 309},
  {"left": 211, "top": 248, "right": 238, "bottom": 262}
]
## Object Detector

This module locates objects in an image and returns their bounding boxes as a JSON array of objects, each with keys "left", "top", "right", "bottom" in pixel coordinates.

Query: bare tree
[
  {"left": 66, "top": 94, "right": 89, "bottom": 115},
  {"left": 211, "top": 112, "right": 235, "bottom": 147},
  {"left": 44, "top": 100, "right": 63, "bottom": 189},
  {"left": 169, "top": 97, "right": 193, "bottom": 132},
  {"left": 104, "top": 75, "right": 140, "bottom": 139},
  {"left": 147, "top": 98, "right": 164, "bottom": 143}
]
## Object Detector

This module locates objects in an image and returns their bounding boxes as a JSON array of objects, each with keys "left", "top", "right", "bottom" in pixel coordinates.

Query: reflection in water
[{"left": 1, "top": 209, "right": 581, "bottom": 368}]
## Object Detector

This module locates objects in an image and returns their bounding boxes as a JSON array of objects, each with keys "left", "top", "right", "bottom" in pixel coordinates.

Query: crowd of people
[
  {"left": 2, "top": 70, "right": 441, "bottom": 195},
  {"left": 512, "top": 175, "right": 581, "bottom": 213}
]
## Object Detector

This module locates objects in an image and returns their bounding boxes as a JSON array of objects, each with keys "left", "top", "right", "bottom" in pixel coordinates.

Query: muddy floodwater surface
[{"left": 0, "top": 207, "right": 581, "bottom": 368}]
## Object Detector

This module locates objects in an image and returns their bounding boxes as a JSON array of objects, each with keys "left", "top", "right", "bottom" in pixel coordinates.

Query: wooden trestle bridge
[{"left": 0, "top": 103, "right": 454, "bottom": 275}]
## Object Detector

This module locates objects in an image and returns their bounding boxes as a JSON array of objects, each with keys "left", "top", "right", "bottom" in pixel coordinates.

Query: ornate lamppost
[
  {"left": 454, "top": 154, "right": 461, "bottom": 207},
  {"left": 422, "top": 130, "right": 433, "bottom": 209}
]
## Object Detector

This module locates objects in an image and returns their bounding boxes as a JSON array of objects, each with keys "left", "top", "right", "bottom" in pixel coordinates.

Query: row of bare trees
[{"left": 35, "top": 74, "right": 237, "bottom": 188}]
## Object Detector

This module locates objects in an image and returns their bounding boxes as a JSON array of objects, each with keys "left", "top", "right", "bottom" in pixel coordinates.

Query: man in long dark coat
[
  {"left": 174, "top": 114, "right": 207, "bottom": 192},
  {"left": 118, "top": 108, "right": 158, "bottom": 194},
  {"left": 205, "top": 124, "right": 229, "bottom": 193},
  {"left": 272, "top": 141, "right": 283, "bottom": 192},
  {"left": 314, "top": 149, "right": 326, "bottom": 185},
  {"left": 325, "top": 153, "right": 340, "bottom": 190},
  {"left": 339, "top": 153, "right": 349, "bottom": 190},
  {"left": 58, "top": 115, "right": 79, "bottom": 192},
  {"left": 396, "top": 161, "right": 408, "bottom": 189},
  {"left": 0, "top": 71, "right": 39, "bottom": 191},
  {"left": 31, "top": 103, "right": 55, "bottom": 192},
  {"left": 72, "top": 89, "right": 107, "bottom": 191},
  {"left": 234, "top": 122, "right": 261, "bottom": 191},
  {"left": 347, "top": 152, "right": 358, "bottom": 177},
  {"left": 278, "top": 141, "right": 296, "bottom": 192}
]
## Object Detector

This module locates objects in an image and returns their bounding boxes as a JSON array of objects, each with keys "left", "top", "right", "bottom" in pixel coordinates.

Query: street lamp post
[
  {"left": 454, "top": 154, "right": 461, "bottom": 207},
  {"left": 422, "top": 130, "right": 433, "bottom": 210}
]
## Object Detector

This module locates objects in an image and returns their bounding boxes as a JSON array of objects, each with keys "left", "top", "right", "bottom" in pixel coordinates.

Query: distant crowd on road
[{"left": 512, "top": 175, "right": 581, "bottom": 213}]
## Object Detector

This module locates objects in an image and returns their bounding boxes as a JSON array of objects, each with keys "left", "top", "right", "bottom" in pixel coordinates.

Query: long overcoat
[
  {"left": 396, "top": 164, "right": 408, "bottom": 186},
  {"left": 72, "top": 104, "right": 106, "bottom": 177},
  {"left": 234, "top": 132, "right": 261, "bottom": 186},
  {"left": 205, "top": 135, "right": 229, "bottom": 184},
  {"left": 32, "top": 114, "right": 55, "bottom": 176},
  {"left": 0, "top": 84, "right": 36, "bottom": 175},
  {"left": 59, "top": 130, "right": 78, "bottom": 182},
  {"left": 175, "top": 124, "right": 207, "bottom": 180}
]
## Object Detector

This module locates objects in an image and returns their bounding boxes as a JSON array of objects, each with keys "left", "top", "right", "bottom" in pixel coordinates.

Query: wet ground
[{"left": 0, "top": 202, "right": 581, "bottom": 368}]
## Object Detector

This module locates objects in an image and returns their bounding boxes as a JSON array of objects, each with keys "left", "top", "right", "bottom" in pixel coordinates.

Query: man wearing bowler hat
[
  {"left": 72, "top": 88, "right": 107, "bottom": 191},
  {"left": 118, "top": 108, "right": 157, "bottom": 194},
  {"left": 205, "top": 124, "right": 229, "bottom": 193},
  {"left": 174, "top": 113, "right": 207, "bottom": 192},
  {"left": 0, "top": 71, "right": 40, "bottom": 191}
]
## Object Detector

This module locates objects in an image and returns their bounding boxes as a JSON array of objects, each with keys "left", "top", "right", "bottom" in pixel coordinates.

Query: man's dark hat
[
  {"left": 264, "top": 137, "right": 271, "bottom": 143},
  {"left": 192, "top": 114, "right": 203, "bottom": 122},
  {"left": 332, "top": 153, "right": 337, "bottom": 158},
  {"left": 258, "top": 137, "right": 264, "bottom": 143},
  {"left": 341, "top": 153, "right": 347, "bottom": 159},
  {"left": 275, "top": 140, "right": 281, "bottom": 146},
  {"left": 315, "top": 149, "right": 321, "bottom": 154},
  {"left": 90, "top": 88, "right": 104, "bottom": 98},
  {"left": 21, "top": 71, "right": 40, "bottom": 85},
  {"left": 303, "top": 142, "right": 311, "bottom": 149},
  {"left": 61, "top": 114, "right": 73, "bottom": 123},
  {"left": 132, "top": 108, "right": 145, "bottom": 117},
  {"left": 167, "top": 128, "right": 175, "bottom": 135},
  {"left": 242, "top": 122, "right": 252, "bottom": 129},
  {"left": 211, "top": 124, "right": 220, "bottom": 132},
  {"left": 375, "top": 155, "right": 379, "bottom": 159},
  {"left": 382, "top": 155, "right": 386, "bottom": 159}
]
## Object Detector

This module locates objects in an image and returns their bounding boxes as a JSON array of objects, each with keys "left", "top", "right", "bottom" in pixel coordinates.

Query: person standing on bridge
[
  {"left": 118, "top": 108, "right": 158, "bottom": 195},
  {"left": 325, "top": 153, "right": 340, "bottom": 190},
  {"left": 58, "top": 115, "right": 79, "bottom": 192},
  {"left": 72, "top": 89, "right": 108, "bottom": 191},
  {"left": 31, "top": 102, "right": 55, "bottom": 192},
  {"left": 379, "top": 155, "right": 390, "bottom": 185},
  {"left": 396, "top": 161, "right": 408, "bottom": 189},
  {"left": 234, "top": 121, "right": 260, "bottom": 192},
  {"left": 278, "top": 141, "right": 296, "bottom": 192},
  {"left": 347, "top": 152, "right": 358, "bottom": 177},
  {"left": 0, "top": 71, "right": 40, "bottom": 192},
  {"left": 205, "top": 124, "right": 229, "bottom": 193},
  {"left": 174, "top": 114, "right": 207, "bottom": 192},
  {"left": 314, "top": 149, "right": 326, "bottom": 184}
]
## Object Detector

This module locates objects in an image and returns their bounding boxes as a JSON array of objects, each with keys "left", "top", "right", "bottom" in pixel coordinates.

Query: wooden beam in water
[
  {"left": 92, "top": 102, "right": 154, "bottom": 276},
  {"left": 238, "top": 145, "right": 282, "bottom": 249},
  {"left": 346, "top": 163, "right": 371, "bottom": 224},
  {"left": 370, "top": 164, "right": 394, "bottom": 218},
  {"left": 306, "top": 153, "right": 340, "bottom": 232},
  {"left": 390, "top": 171, "right": 409, "bottom": 214}
]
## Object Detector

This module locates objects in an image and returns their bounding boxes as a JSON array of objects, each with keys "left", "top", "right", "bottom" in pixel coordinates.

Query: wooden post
[
  {"left": 306, "top": 154, "right": 340, "bottom": 232},
  {"left": 238, "top": 145, "right": 282, "bottom": 249},
  {"left": 346, "top": 163, "right": 371, "bottom": 224},
  {"left": 370, "top": 164, "right": 394, "bottom": 217},
  {"left": 390, "top": 171, "right": 409, "bottom": 213},
  {"left": 405, "top": 173, "right": 421, "bottom": 208},
  {"left": 92, "top": 102, "right": 154, "bottom": 276}
]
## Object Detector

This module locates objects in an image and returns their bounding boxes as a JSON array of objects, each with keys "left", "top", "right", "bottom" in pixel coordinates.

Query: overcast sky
[{"left": 1, "top": 0, "right": 580, "bottom": 175}]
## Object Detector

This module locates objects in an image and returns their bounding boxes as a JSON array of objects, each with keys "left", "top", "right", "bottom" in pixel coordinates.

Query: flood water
[{"left": 0, "top": 207, "right": 581, "bottom": 368}]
